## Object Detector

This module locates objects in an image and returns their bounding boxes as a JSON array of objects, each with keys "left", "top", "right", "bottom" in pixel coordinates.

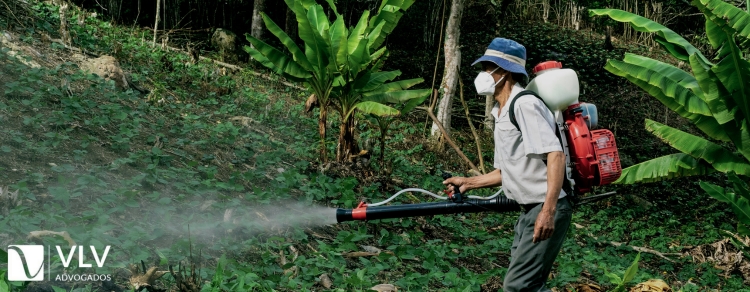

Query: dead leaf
[
  {"left": 343, "top": 251, "right": 380, "bottom": 258},
  {"left": 28, "top": 230, "right": 76, "bottom": 246},
  {"left": 574, "top": 283, "right": 604, "bottom": 292},
  {"left": 370, "top": 283, "right": 397, "bottom": 292},
  {"left": 305, "top": 94, "right": 318, "bottom": 113},
  {"left": 319, "top": 273, "right": 332, "bottom": 289},
  {"left": 129, "top": 262, "right": 168, "bottom": 291},
  {"left": 630, "top": 279, "right": 671, "bottom": 292},
  {"left": 361, "top": 245, "right": 382, "bottom": 253}
]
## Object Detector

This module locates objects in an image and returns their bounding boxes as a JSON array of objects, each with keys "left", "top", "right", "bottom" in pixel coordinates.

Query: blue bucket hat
[{"left": 471, "top": 38, "right": 528, "bottom": 79}]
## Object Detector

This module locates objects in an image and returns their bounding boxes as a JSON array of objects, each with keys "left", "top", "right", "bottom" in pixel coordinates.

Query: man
[{"left": 443, "top": 38, "right": 573, "bottom": 291}]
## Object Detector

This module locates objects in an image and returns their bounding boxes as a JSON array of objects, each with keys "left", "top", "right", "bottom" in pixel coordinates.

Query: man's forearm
[
  {"left": 465, "top": 169, "right": 503, "bottom": 191},
  {"left": 542, "top": 151, "right": 565, "bottom": 212}
]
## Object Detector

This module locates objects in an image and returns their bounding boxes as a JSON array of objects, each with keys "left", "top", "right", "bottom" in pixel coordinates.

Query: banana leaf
[
  {"left": 362, "top": 70, "right": 402, "bottom": 92},
  {"left": 329, "top": 17, "right": 348, "bottom": 70},
  {"left": 695, "top": 0, "right": 750, "bottom": 40},
  {"left": 363, "top": 89, "right": 432, "bottom": 104},
  {"left": 689, "top": 53, "right": 735, "bottom": 125},
  {"left": 259, "top": 13, "right": 313, "bottom": 72},
  {"left": 701, "top": 177, "right": 750, "bottom": 236},
  {"left": 605, "top": 59, "right": 730, "bottom": 141},
  {"left": 693, "top": 0, "right": 750, "bottom": 129},
  {"left": 351, "top": 101, "right": 399, "bottom": 119},
  {"left": 589, "top": 9, "right": 710, "bottom": 64},
  {"left": 646, "top": 119, "right": 750, "bottom": 176},
  {"left": 364, "top": 78, "right": 424, "bottom": 94},
  {"left": 615, "top": 153, "right": 715, "bottom": 184},
  {"left": 348, "top": 11, "right": 370, "bottom": 54},
  {"left": 244, "top": 37, "right": 312, "bottom": 81}
]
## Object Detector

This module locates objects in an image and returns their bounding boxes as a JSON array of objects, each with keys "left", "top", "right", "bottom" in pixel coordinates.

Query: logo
[
  {"left": 6, "top": 245, "right": 113, "bottom": 282},
  {"left": 7, "top": 245, "right": 44, "bottom": 281}
]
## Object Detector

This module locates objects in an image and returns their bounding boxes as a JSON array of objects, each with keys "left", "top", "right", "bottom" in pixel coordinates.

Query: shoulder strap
[
  {"left": 509, "top": 90, "right": 545, "bottom": 132},
  {"left": 509, "top": 90, "right": 574, "bottom": 196}
]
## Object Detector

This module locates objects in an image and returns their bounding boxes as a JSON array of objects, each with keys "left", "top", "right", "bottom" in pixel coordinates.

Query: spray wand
[{"left": 335, "top": 173, "right": 617, "bottom": 223}]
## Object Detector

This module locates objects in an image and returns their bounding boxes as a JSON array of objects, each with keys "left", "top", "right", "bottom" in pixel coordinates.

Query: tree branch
[{"left": 421, "top": 90, "right": 481, "bottom": 176}]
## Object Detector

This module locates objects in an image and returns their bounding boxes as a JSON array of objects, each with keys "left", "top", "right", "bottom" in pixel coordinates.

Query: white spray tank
[{"left": 525, "top": 61, "right": 580, "bottom": 110}]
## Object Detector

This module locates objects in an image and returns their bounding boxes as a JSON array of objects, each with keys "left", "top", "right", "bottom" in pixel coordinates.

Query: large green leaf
[
  {"left": 259, "top": 13, "right": 313, "bottom": 72},
  {"left": 619, "top": 53, "right": 712, "bottom": 116},
  {"left": 294, "top": 4, "right": 330, "bottom": 71},
  {"left": 367, "top": 20, "right": 387, "bottom": 50},
  {"left": 689, "top": 53, "right": 735, "bottom": 125},
  {"left": 363, "top": 89, "right": 432, "bottom": 104},
  {"left": 348, "top": 11, "right": 370, "bottom": 55},
  {"left": 329, "top": 17, "right": 348, "bottom": 70},
  {"left": 694, "top": 0, "right": 750, "bottom": 128},
  {"left": 367, "top": 0, "right": 415, "bottom": 50},
  {"left": 729, "top": 172, "right": 750, "bottom": 201},
  {"left": 244, "top": 38, "right": 312, "bottom": 81},
  {"left": 400, "top": 89, "right": 429, "bottom": 114},
  {"left": 365, "top": 78, "right": 424, "bottom": 94},
  {"left": 325, "top": 0, "right": 340, "bottom": 16},
  {"left": 646, "top": 119, "right": 750, "bottom": 176},
  {"left": 695, "top": 0, "right": 750, "bottom": 40},
  {"left": 285, "top": 0, "right": 317, "bottom": 10},
  {"left": 614, "top": 153, "right": 715, "bottom": 184},
  {"left": 307, "top": 5, "right": 330, "bottom": 39},
  {"left": 605, "top": 59, "right": 730, "bottom": 141},
  {"left": 363, "top": 70, "right": 402, "bottom": 91},
  {"left": 589, "top": 9, "right": 709, "bottom": 64},
  {"left": 368, "top": 9, "right": 403, "bottom": 50},
  {"left": 347, "top": 37, "right": 371, "bottom": 77},
  {"left": 352, "top": 101, "right": 399, "bottom": 118},
  {"left": 701, "top": 179, "right": 750, "bottom": 235}
]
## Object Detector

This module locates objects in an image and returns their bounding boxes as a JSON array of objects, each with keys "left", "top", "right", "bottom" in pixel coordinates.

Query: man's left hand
[{"left": 533, "top": 210, "right": 555, "bottom": 243}]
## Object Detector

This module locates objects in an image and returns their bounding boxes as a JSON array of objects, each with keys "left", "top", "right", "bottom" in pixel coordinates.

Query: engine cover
[{"left": 564, "top": 104, "right": 622, "bottom": 193}]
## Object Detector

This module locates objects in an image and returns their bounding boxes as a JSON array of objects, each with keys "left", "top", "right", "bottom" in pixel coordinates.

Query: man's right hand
[{"left": 443, "top": 176, "right": 471, "bottom": 194}]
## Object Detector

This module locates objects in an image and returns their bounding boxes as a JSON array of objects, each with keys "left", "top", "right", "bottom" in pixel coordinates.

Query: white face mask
[{"left": 474, "top": 67, "right": 505, "bottom": 96}]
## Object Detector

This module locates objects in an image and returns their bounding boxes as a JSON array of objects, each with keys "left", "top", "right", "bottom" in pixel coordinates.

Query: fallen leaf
[
  {"left": 370, "top": 283, "right": 397, "bottom": 292},
  {"left": 630, "top": 279, "right": 671, "bottom": 292},
  {"left": 343, "top": 251, "right": 379, "bottom": 257},
  {"left": 574, "top": 283, "right": 604, "bottom": 292},
  {"left": 361, "top": 245, "right": 382, "bottom": 253},
  {"left": 319, "top": 273, "right": 332, "bottom": 289}
]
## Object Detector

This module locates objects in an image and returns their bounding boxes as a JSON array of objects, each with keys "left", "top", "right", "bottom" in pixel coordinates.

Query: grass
[{"left": 0, "top": 1, "right": 747, "bottom": 292}]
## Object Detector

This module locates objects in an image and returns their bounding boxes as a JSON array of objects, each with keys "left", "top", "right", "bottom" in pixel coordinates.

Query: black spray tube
[{"left": 335, "top": 196, "right": 521, "bottom": 223}]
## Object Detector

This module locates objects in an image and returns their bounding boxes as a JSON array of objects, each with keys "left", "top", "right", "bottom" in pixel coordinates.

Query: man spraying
[{"left": 443, "top": 38, "right": 573, "bottom": 291}]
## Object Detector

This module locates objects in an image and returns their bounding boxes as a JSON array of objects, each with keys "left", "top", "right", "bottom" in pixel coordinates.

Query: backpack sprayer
[{"left": 337, "top": 61, "right": 622, "bottom": 223}]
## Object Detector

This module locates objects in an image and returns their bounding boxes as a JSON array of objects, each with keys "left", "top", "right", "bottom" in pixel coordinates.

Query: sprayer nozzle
[{"left": 336, "top": 208, "right": 352, "bottom": 223}]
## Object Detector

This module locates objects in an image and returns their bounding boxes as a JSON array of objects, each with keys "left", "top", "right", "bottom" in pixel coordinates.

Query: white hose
[{"left": 367, "top": 187, "right": 504, "bottom": 207}]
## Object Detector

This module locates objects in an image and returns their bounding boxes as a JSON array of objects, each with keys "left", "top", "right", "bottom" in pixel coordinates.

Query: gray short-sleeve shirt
[{"left": 492, "top": 84, "right": 567, "bottom": 204}]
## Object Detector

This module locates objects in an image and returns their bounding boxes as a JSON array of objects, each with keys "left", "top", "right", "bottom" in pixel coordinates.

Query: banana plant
[
  {"left": 245, "top": 0, "right": 418, "bottom": 163},
  {"left": 590, "top": 0, "right": 750, "bottom": 235},
  {"left": 364, "top": 77, "right": 429, "bottom": 169}
]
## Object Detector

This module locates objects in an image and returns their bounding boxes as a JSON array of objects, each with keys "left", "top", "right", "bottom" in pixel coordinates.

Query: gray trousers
[{"left": 503, "top": 197, "right": 573, "bottom": 292}]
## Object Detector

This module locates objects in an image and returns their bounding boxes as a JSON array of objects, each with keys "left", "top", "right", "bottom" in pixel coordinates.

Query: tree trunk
[
  {"left": 336, "top": 114, "right": 359, "bottom": 162},
  {"left": 484, "top": 95, "right": 495, "bottom": 131},
  {"left": 319, "top": 105, "right": 328, "bottom": 163},
  {"left": 251, "top": 0, "right": 265, "bottom": 42},
  {"left": 153, "top": 0, "right": 161, "bottom": 46},
  {"left": 430, "top": 0, "right": 464, "bottom": 140},
  {"left": 59, "top": 2, "right": 70, "bottom": 46}
]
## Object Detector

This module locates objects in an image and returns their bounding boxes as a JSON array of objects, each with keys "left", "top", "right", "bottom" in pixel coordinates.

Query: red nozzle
[{"left": 352, "top": 201, "right": 367, "bottom": 220}]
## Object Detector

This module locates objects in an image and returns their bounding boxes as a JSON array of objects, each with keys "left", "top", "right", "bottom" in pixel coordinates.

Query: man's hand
[
  {"left": 442, "top": 176, "right": 471, "bottom": 194},
  {"left": 533, "top": 209, "right": 555, "bottom": 243}
]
